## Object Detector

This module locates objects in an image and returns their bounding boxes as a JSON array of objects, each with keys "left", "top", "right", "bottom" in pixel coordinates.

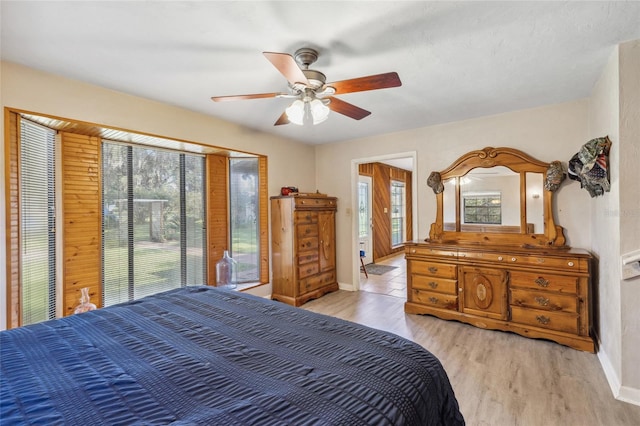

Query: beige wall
[
  {"left": 588, "top": 39, "right": 640, "bottom": 404},
  {"left": 0, "top": 60, "right": 317, "bottom": 326},
  {"left": 618, "top": 40, "right": 640, "bottom": 401},
  {"left": 588, "top": 44, "right": 623, "bottom": 395}
]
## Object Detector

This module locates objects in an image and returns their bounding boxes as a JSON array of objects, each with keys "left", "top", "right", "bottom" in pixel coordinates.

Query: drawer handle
[
  {"left": 568, "top": 261, "right": 575, "bottom": 267},
  {"left": 535, "top": 277, "right": 550, "bottom": 288},
  {"left": 411, "top": 249, "right": 416, "bottom": 253},
  {"left": 428, "top": 281, "right": 438, "bottom": 289},
  {"left": 536, "top": 315, "right": 550, "bottom": 325},
  {"left": 428, "top": 267, "right": 438, "bottom": 273},
  {"left": 511, "top": 257, "right": 517, "bottom": 262},
  {"left": 497, "top": 256, "right": 503, "bottom": 261},
  {"left": 428, "top": 297, "right": 439, "bottom": 304},
  {"left": 535, "top": 296, "right": 550, "bottom": 306}
]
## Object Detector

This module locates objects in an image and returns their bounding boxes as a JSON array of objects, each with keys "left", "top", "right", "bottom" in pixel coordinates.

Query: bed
[{"left": 1, "top": 286, "right": 464, "bottom": 425}]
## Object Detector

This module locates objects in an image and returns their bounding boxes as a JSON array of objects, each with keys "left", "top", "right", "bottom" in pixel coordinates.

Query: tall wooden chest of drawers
[
  {"left": 405, "top": 242, "right": 594, "bottom": 352},
  {"left": 271, "top": 195, "right": 338, "bottom": 306}
]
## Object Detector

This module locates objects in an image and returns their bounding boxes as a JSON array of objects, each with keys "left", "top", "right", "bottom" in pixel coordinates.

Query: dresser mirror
[{"left": 428, "top": 147, "right": 566, "bottom": 248}]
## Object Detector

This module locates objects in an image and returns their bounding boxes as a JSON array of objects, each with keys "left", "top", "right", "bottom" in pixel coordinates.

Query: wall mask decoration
[
  {"left": 427, "top": 171, "right": 444, "bottom": 194},
  {"left": 544, "top": 160, "right": 566, "bottom": 192},
  {"left": 568, "top": 136, "right": 612, "bottom": 197}
]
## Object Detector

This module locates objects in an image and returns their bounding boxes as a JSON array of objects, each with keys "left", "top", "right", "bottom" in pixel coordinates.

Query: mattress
[{"left": 1, "top": 286, "right": 464, "bottom": 425}]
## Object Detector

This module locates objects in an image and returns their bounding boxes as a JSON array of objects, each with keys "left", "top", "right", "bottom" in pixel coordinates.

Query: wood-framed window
[{"left": 4, "top": 109, "right": 269, "bottom": 328}]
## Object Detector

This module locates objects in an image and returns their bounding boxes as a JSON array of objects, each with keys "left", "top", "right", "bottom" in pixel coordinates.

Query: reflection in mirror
[
  {"left": 525, "top": 172, "right": 544, "bottom": 234},
  {"left": 443, "top": 178, "right": 456, "bottom": 226},
  {"left": 461, "top": 166, "right": 519, "bottom": 227},
  {"left": 443, "top": 166, "right": 528, "bottom": 232}
]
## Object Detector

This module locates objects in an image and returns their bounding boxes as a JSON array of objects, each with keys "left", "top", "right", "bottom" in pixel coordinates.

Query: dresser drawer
[
  {"left": 299, "top": 271, "right": 335, "bottom": 294},
  {"left": 297, "top": 223, "right": 318, "bottom": 238},
  {"left": 298, "top": 237, "right": 319, "bottom": 252},
  {"left": 510, "top": 306, "right": 578, "bottom": 334},
  {"left": 460, "top": 251, "right": 586, "bottom": 272},
  {"left": 298, "top": 251, "right": 319, "bottom": 265},
  {"left": 411, "top": 261, "right": 457, "bottom": 279},
  {"left": 412, "top": 275, "right": 458, "bottom": 295},
  {"left": 510, "top": 271, "right": 578, "bottom": 294},
  {"left": 412, "top": 289, "right": 458, "bottom": 311},
  {"left": 510, "top": 288, "right": 577, "bottom": 313},
  {"left": 294, "top": 211, "right": 318, "bottom": 224},
  {"left": 406, "top": 245, "right": 457, "bottom": 258},
  {"left": 298, "top": 263, "right": 320, "bottom": 279},
  {"left": 295, "top": 197, "right": 337, "bottom": 210}
]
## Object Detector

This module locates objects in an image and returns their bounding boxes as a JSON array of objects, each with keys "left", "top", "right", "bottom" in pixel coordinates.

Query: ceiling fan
[{"left": 211, "top": 47, "right": 402, "bottom": 126}]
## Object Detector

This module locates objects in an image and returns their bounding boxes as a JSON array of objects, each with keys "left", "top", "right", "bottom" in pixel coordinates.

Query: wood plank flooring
[{"left": 303, "top": 290, "right": 640, "bottom": 425}]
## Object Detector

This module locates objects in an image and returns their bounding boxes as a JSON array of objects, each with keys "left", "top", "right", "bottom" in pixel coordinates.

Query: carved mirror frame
[{"left": 427, "top": 147, "right": 567, "bottom": 248}]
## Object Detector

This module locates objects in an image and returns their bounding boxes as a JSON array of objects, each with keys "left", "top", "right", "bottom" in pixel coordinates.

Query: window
[
  {"left": 229, "top": 158, "right": 260, "bottom": 283},
  {"left": 102, "top": 142, "right": 207, "bottom": 306},
  {"left": 6, "top": 110, "right": 269, "bottom": 328},
  {"left": 358, "top": 181, "right": 370, "bottom": 238},
  {"left": 19, "top": 120, "right": 57, "bottom": 325},
  {"left": 390, "top": 180, "right": 406, "bottom": 246},
  {"left": 463, "top": 192, "right": 502, "bottom": 224}
]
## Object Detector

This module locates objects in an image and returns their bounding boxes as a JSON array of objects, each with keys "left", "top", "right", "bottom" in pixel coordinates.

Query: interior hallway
[{"left": 359, "top": 253, "right": 406, "bottom": 298}]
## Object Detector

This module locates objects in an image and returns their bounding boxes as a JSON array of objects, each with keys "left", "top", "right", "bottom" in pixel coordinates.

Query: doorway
[{"left": 351, "top": 153, "right": 417, "bottom": 292}]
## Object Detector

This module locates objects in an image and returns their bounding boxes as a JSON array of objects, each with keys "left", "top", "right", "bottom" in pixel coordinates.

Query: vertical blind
[
  {"left": 229, "top": 158, "right": 260, "bottom": 283},
  {"left": 102, "top": 142, "right": 207, "bottom": 307},
  {"left": 19, "top": 119, "right": 57, "bottom": 325}
]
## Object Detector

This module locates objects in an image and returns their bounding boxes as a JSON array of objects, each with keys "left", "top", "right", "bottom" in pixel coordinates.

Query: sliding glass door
[{"left": 102, "top": 142, "right": 206, "bottom": 306}]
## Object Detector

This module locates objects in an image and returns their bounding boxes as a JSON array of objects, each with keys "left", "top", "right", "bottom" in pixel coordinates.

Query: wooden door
[{"left": 460, "top": 266, "right": 508, "bottom": 320}]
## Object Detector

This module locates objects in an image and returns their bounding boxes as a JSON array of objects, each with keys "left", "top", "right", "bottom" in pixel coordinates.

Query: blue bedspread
[{"left": 1, "top": 286, "right": 464, "bottom": 425}]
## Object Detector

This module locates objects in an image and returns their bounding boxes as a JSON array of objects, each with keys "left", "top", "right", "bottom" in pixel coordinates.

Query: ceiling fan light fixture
[
  {"left": 285, "top": 100, "right": 305, "bottom": 125},
  {"left": 310, "top": 99, "right": 330, "bottom": 124},
  {"left": 285, "top": 98, "right": 329, "bottom": 126}
]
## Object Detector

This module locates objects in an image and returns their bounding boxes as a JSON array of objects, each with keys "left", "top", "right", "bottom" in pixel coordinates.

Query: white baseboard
[
  {"left": 618, "top": 385, "right": 640, "bottom": 406},
  {"left": 598, "top": 348, "right": 640, "bottom": 406},
  {"left": 338, "top": 282, "right": 355, "bottom": 292}
]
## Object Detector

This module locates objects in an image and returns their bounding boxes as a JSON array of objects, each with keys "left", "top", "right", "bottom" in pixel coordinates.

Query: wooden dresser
[
  {"left": 412, "top": 147, "right": 596, "bottom": 352},
  {"left": 271, "top": 195, "right": 338, "bottom": 306},
  {"left": 405, "top": 242, "right": 594, "bottom": 352}
]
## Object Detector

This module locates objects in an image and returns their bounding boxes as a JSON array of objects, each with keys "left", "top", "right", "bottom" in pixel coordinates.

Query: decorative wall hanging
[
  {"left": 427, "top": 171, "right": 444, "bottom": 194},
  {"left": 544, "top": 160, "right": 566, "bottom": 192},
  {"left": 568, "top": 136, "right": 611, "bottom": 197}
]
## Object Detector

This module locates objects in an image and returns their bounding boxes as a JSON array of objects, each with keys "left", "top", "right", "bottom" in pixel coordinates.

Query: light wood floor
[{"left": 303, "top": 289, "right": 640, "bottom": 425}]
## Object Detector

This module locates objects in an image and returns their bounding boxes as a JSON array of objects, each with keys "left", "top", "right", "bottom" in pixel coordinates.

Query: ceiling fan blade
[
  {"left": 263, "top": 52, "right": 309, "bottom": 86},
  {"left": 328, "top": 97, "right": 371, "bottom": 120},
  {"left": 328, "top": 72, "right": 402, "bottom": 94},
  {"left": 211, "top": 92, "right": 282, "bottom": 102},
  {"left": 274, "top": 111, "right": 289, "bottom": 126}
]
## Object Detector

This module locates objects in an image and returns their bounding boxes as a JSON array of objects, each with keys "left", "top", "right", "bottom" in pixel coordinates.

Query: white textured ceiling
[{"left": 2, "top": 1, "right": 639, "bottom": 145}]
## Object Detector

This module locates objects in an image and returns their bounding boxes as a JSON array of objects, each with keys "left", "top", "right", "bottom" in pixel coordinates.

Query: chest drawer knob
[
  {"left": 535, "top": 296, "right": 550, "bottom": 306},
  {"left": 428, "top": 266, "right": 438, "bottom": 273},
  {"left": 535, "top": 277, "right": 550, "bottom": 287},
  {"left": 568, "top": 261, "right": 575, "bottom": 267},
  {"left": 428, "top": 281, "right": 438, "bottom": 289},
  {"left": 536, "top": 315, "right": 551, "bottom": 325},
  {"left": 497, "top": 256, "right": 503, "bottom": 261},
  {"left": 428, "top": 297, "right": 439, "bottom": 304},
  {"left": 511, "top": 257, "right": 517, "bottom": 262}
]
